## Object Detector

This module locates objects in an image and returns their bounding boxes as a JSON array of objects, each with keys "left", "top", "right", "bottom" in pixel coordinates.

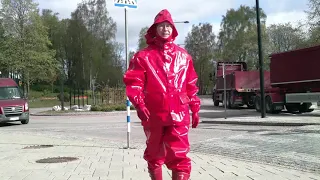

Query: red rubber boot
[
  {"left": 149, "top": 167, "right": 162, "bottom": 180},
  {"left": 172, "top": 171, "right": 190, "bottom": 180}
]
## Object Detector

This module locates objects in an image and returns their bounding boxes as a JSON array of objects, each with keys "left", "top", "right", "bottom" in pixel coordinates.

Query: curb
[
  {"left": 30, "top": 110, "right": 136, "bottom": 116},
  {"left": 201, "top": 120, "right": 320, "bottom": 126}
]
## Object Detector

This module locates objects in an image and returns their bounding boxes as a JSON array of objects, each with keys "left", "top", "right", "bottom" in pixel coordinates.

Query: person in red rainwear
[{"left": 123, "top": 9, "right": 200, "bottom": 180}]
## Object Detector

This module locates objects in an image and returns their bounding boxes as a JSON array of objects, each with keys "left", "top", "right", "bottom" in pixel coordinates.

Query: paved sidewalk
[{"left": 0, "top": 132, "right": 319, "bottom": 180}]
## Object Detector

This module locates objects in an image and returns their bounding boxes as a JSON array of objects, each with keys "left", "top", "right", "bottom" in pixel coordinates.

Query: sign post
[
  {"left": 223, "top": 63, "right": 227, "bottom": 119},
  {"left": 114, "top": 0, "right": 137, "bottom": 149}
]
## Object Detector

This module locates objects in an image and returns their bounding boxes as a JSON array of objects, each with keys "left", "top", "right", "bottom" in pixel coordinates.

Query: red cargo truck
[
  {"left": 212, "top": 45, "right": 320, "bottom": 114},
  {"left": 254, "top": 45, "right": 320, "bottom": 113},
  {"left": 212, "top": 62, "right": 271, "bottom": 109}
]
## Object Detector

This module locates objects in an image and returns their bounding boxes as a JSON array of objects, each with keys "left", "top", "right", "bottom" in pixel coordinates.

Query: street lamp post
[
  {"left": 174, "top": 21, "right": 189, "bottom": 24},
  {"left": 255, "top": 0, "right": 266, "bottom": 118}
]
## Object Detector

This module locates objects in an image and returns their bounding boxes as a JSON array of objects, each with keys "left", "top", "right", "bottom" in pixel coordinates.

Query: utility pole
[{"left": 255, "top": 0, "right": 266, "bottom": 118}]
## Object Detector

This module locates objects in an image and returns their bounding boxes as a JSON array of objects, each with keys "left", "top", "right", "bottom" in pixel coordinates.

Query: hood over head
[{"left": 145, "top": 9, "right": 178, "bottom": 45}]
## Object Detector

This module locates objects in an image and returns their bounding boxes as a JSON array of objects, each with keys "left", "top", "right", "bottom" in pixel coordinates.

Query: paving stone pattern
[{"left": 0, "top": 132, "right": 319, "bottom": 180}]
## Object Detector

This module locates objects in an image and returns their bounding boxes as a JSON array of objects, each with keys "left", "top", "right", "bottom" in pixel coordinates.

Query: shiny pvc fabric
[{"left": 123, "top": 9, "right": 200, "bottom": 175}]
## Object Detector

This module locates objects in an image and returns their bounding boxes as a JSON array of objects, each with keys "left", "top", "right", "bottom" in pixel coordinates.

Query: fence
[
  {"left": 69, "top": 87, "right": 126, "bottom": 108},
  {"left": 69, "top": 88, "right": 87, "bottom": 109}
]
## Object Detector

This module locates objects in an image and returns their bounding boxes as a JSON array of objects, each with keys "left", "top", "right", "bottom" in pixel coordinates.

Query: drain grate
[
  {"left": 36, "top": 157, "right": 79, "bottom": 163},
  {"left": 23, "top": 145, "right": 54, "bottom": 149}
]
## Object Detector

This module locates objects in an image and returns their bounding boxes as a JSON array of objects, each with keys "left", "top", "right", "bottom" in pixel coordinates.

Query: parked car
[{"left": 0, "top": 78, "right": 29, "bottom": 124}]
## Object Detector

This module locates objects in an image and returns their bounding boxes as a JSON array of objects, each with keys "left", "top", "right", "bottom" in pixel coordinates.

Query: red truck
[
  {"left": 255, "top": 45, "right": 320, "bottom": 113},
  {"left": 212, "top": 45, "right": 320, "bottom": 114},
  {"left": 0, "top": 78, "right": 29, "bottom": 124},
  {"left": 212, "top": 61, "right": 271, "bottom": 109}
]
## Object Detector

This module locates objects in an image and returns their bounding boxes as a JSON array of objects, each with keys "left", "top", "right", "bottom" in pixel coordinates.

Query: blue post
[
  {"left": 124, "top": 6, "right": 131, "bottom": 149},
  {"left": 126, "top": 97, "right": 131, "bottom": 148}
]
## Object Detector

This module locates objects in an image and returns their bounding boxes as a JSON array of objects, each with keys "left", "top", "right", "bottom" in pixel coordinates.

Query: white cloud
[
  {"left": 266, "top": 11, "right": 307, "bottom": 27},
  {"left": 36, "top": 0, "right": 309, "bottom": 52},
  {"left": 35, "top": 0, "right": 79, "bottom": 18}
]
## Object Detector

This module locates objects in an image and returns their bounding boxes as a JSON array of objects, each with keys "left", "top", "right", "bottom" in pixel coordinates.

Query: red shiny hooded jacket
[{"left": 123, "top": 9, "right": 200, "bottom": 127}]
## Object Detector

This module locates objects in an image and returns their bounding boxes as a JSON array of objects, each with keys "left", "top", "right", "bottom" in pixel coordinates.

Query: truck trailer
[
  {"left": 212, "top": 61, "right": 271, "bottom": 109},
  {"left": 255, "top": 45, "right": 320, "bottom": 113},
  {"left": 212, "top": 45, "right": 320, "bottom": 114}
]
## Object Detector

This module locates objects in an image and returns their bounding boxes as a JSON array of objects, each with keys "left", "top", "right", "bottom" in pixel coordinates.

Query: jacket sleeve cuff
[
  {"left": 189, "top": 96, "right": 200, "bottom": 113},
  {"left": 129, "top": 95, "right": 145, "bottom": 109}
]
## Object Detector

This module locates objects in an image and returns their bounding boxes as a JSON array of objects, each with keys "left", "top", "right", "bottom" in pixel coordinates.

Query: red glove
[
  {"left": 192, "top": 113, "right": 199, "bottom": 128},
  {"left": 136, "top": 104, "right": 150, "bottom": 122}
]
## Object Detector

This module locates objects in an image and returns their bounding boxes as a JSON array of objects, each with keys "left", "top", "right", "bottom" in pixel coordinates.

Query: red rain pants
[{"left": 143, "top": 124, "right": 191, "bottom": 174}]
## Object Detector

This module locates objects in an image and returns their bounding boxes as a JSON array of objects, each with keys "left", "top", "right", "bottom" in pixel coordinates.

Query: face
[{"left": 156, "top": 22, "right": 173, "bottom": 39}]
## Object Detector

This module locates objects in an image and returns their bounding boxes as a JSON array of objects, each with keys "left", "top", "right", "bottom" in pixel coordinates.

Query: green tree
[
  {"left": 0, "top": 0, "right": 57, "bottom": 94},
  {"left": 0, "top": 0, "right": 37, "bottom": 74},
  {"left": 64, "top": 10, "right": 90, "bottom": 87},
  {"left": 218, "top": 5, "right": 268, "bottom": 69},
  {"left": 307, "top": 26, "right": 320, "bottom": 45},
  {"left": 41, "top": 9, "right": 65, "bottom": 91},
  {"left": 184, "top": 23, "right": 216, "bottom": 94},
  {"left": 306, "top": 0, "right": 320, "bottom": 27},
  {"left": 137, "top": 26, "right": 148, "bottom": 50},
  {"left": 62, "top": 0, "right": 122, "bottom": 90},
  {"left": 305, "top": 0, "right": 320, "bottom": 45},
  {"left": 0, "top": 19, "right": 9, "bottom": 76},
  {"left": 129, "top": 51, "right": 135, "bottom": 60},
  {"left": 75, "top": 0, "right": 117, "bottom": 88},
  {"left": 24, "top": 12, "right": 57, "bottom": 85},
  {"left": 267, "top": 23, "right": 305, "bottom": 53}
]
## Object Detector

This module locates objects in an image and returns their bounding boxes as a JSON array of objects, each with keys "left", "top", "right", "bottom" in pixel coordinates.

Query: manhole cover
[
  {"left": 23, "top": 145, "right": 54, "bottom": 149},
  {"left": 36, "top": 157, "right": 79, "bottom": 163}
]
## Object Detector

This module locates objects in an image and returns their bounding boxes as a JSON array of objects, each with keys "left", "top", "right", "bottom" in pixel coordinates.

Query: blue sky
[{"left": 35, "top": 0, "right": 310, "bottom": 52}]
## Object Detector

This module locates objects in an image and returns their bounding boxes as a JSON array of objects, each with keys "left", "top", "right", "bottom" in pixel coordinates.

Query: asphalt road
[{"left": 1, "top": 98, "right": 320, "bottom": 174}]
